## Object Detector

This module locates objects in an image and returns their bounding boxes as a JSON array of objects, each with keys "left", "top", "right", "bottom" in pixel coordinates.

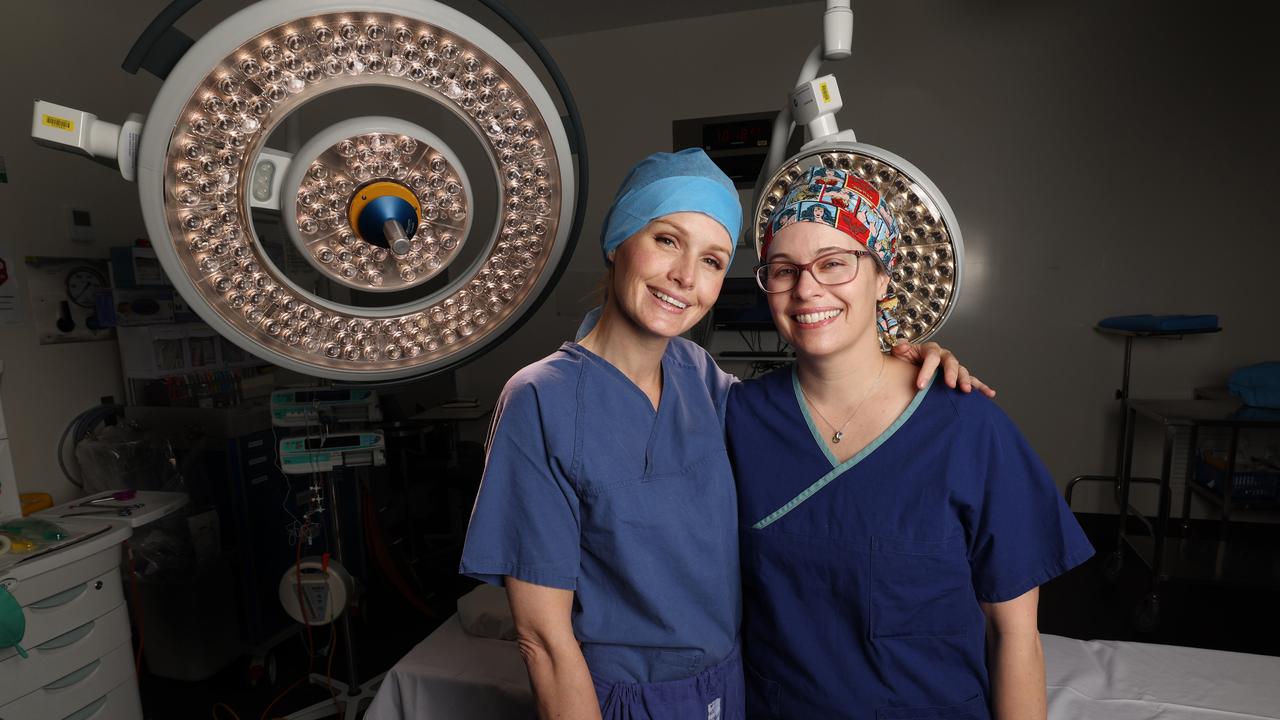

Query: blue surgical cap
[{"left": 599, "top": 148, "right": 742, "bottom": 264}]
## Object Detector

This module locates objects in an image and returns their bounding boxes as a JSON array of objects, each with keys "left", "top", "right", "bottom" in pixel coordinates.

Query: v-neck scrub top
[
  {"left": 460, "top": 338, "right": 741, "bottom": 686},
  {"left": 727, "top": 369, "right": 1093, "bottom": 719}
]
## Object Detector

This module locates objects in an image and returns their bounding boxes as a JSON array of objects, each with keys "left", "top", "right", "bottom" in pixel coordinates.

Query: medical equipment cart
[{"left": 1112, "top": 398, "right": 1280, "bottom": 631}]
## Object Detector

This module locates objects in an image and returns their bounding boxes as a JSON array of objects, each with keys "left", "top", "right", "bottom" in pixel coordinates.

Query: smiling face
[
  {"left": 607, "top": 211, "right": 732, "bottom": 340},
  {"left": 765, "top": 222, "right": 888, "bottom": 359}
]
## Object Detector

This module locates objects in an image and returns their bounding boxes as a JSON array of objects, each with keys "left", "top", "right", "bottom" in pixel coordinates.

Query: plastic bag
[
  {"left": 130, "top": 507, "right": 222, "bottom": 581},
  {"left": 74, "top": 422, "right": 187, "bottom": 496}
]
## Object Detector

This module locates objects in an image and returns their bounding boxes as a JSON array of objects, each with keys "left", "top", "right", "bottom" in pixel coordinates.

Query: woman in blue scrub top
[
  {"left": 461, "top": 150, "right": 987, "bottom": 720},
  {"left": 728, "top": 167, "right": 1093, "bottom": 719}
]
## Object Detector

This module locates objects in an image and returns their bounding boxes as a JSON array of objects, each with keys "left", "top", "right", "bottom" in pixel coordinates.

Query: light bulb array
[
  {"left": 755, "top": 149, "right": 959, "bottom": 345},
  {"left": 159, "top": 11, "right": 564, "bottom": 375},
  {"left": 295, "top": 131, "right": 468, "bottom": 292}
]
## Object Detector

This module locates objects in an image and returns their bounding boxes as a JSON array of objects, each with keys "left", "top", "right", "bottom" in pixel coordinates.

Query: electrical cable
[
  {"left": 361, "top": 476, "right": 434, "bottom": 618},
  {"left": 211, "top": 702, "right": 242, "bottom": 720},
  {"left": 258, "top": 674, "right": 306, "bottom": 720},
  {"left": 295, "top": 528, "right": 315, "bottom": 663},
  {"left": 56, "top": 420, "right": 82, "bottom": 489},
  {"left": 257, "top": 530, "right": 319, "bottom": 720},
  {"left": 272, "top": 425, "right": 303, "bottom": 544},
  {"left": 57, "top": 403, "right": 123, "bottom": 489}
]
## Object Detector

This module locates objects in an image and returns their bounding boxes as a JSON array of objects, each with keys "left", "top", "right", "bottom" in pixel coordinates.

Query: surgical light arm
[{"left": 753, "top": 0, "right": 855, "bottom": 198}]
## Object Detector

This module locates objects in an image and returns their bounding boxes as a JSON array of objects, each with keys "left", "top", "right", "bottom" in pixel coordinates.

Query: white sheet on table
[
  {"left": 364, "top": 618, "right": 1280, "bottom": 720},
  {"left": 1044, "top": 634, "right": 1280, "bottom": 719},
  {"left": 364, "top": 615, "right": 533, "bottom": 720}
]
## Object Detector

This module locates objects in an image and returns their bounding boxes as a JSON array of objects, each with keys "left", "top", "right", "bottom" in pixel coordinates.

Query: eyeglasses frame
[{"left": 753, "top": 249, "right": 875, "bottom": 294}]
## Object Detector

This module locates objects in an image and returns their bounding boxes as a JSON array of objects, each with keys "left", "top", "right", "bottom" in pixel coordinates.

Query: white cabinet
[{"left": 0, "top": 524, "right": 142, "bottom": 720}]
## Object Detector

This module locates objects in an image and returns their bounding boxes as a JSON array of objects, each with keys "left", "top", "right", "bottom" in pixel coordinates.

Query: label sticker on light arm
[
  {"left": 819, "top": 83, "right": 831, "bottom": 103},
  {"left": 42, "top": 115, "right": 74, "bottom": 132}
]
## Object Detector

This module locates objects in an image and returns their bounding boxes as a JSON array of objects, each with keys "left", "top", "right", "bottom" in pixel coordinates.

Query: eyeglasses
[{"left": 754, "top": 250, "right": 873, "bottom": 294}]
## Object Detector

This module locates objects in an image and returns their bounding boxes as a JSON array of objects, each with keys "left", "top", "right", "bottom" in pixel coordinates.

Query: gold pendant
[{"left": 832, "top": 431, "right": 843, "bottom": 443}]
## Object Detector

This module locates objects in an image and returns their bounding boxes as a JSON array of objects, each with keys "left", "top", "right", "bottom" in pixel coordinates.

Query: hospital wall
[
  {"left": 0, "top": 0, "right": 457, "bottom": 502},
  {"left": 451, "top": 0, "right": 1280, "bottom": 517},
  {"left": 0, "top": 1, "right": 1276, "bottom": 515},
  {"left": 0, "top": 3, "right": 162, "bottom": 503}
]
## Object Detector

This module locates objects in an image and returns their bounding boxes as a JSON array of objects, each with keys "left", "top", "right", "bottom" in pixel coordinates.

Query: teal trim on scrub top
[{"left": 753, "top": 369, "right": 935, "bottom": 530}]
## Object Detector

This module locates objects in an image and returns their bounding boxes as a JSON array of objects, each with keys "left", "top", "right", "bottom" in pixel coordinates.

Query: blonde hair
[{"left": 594, "top": 265, "right": 615, "bottom": 306}]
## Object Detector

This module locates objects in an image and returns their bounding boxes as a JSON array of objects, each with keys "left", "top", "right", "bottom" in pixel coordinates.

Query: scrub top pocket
[
  {"left": 577, "top": 452, "right": 741, "bottom": 682},
  {"left": 876, "top": 693, "right": 989, "bottom": 719},
  {"left": 869, "top": 535, "right": 979, "bottom": 640}
]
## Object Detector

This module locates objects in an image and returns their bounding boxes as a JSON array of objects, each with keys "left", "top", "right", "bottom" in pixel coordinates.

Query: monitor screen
[
  {"left": 293, "top": 389, "right": 352, "bottom": 403},
  {"left": 305, "top": 435, "right": 361, "bottom": 450},
  {"left": 712, "top": 277, "right": 775, "bottom": 331}
]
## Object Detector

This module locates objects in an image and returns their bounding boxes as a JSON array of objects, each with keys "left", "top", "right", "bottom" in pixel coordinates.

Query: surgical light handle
[{"left": 31, "top": 101, "right": 145, "bottom": 182}]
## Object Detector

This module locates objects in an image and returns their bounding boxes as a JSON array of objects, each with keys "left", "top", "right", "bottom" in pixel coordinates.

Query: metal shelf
[
  {"left": 1123, "top": 534, "right": 1280, "bottom": 588},
  {"left": 1185, "top": 480, "right": 1279, "bottom": 513}
]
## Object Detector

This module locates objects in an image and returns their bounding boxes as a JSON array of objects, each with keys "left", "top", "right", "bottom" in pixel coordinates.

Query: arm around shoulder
[{"left": 506, "top": 576, "right": 602, "bottom": 720}]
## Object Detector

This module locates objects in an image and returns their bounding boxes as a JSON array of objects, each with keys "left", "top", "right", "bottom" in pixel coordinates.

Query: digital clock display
[{"left": 702, "top": 118, "right": 772, "bottom": 151}]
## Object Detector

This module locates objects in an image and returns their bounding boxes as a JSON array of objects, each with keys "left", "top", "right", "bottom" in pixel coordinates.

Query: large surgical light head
[
  {"left": 32, "top": 0, "right": 585, "bottom": 382},
  {"left": 751, "top": 0, "right": 963, "bottom": 347}
]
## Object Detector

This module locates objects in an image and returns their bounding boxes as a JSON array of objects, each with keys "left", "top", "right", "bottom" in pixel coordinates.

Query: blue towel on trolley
[
  {"left": 1229, "top": 362, "right": 1280, "bottom": 409},
  {"left": 1097, "top": 314, "right": 1220, "bottom": 333}
]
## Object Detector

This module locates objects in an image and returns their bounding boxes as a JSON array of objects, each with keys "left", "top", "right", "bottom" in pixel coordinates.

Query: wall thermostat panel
[{"left": 65, "top": 206, "right": 95, "bottom": 244}]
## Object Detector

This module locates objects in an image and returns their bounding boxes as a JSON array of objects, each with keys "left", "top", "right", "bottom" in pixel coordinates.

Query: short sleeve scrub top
[
  {"left": 727, "top": 369, "right": 1094, "bottom": 719},
  {"left": 461, "top": 338, "right": 744, "bottom": 716}
]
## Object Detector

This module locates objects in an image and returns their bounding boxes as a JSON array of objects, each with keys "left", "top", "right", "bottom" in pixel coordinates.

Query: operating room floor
[
  {"left": 137, "top": 567, "right": 472, "bottom": 719},
  {"left": 1038, "top": 512, "right": 1280, "bottom": 658},
  {"left": 136, "top": 512, "right": 1279, "bottom": 719}
]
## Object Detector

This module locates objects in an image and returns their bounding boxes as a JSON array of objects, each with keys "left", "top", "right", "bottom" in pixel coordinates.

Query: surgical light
[
  {"left": 752, "top": 0, "right": 963, "bottom": 347},
  {"left": 32, "top": 0, "right": 586, "bottom": 382}
]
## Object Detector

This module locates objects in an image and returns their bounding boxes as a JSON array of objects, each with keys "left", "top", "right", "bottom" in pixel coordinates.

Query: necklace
[{"left": 801, "top": 354, "right": 886, "bottom": 444}]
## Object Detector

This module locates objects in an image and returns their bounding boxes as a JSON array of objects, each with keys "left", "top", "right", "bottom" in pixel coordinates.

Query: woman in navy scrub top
[
  {"left": 728, "top": 167, "right": 1093, "bottom": 720},
  {"left": 461, "top": 151, "right": 986, "bottom": 720}
]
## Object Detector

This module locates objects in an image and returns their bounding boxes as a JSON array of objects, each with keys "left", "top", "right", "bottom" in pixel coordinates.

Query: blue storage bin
[{"left": 1195, "top": 452, "right": 1280, "bottom": 507}]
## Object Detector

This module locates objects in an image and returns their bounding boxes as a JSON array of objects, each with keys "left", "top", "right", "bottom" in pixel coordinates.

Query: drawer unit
[
  {"left": 0, "top": 603, "right": 131, "bottom": 706},
  {"left": 0, "top": 564, "right": 124, "bottom": 665},
  {"left": 0, "top": 523, "right": 140, "bottom": 720},
  {"left": 60, "top": 674, "right": 144, "bottom": 720},
  {"left": 0, "top": 641, "right": 135, "bottom": 720},
  {"left": 2, "top": 542, "right": 120, "bottom": 609}
]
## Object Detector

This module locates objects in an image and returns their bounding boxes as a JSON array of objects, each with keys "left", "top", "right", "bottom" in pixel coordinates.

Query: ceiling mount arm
[{"left": 122, "top": 0, "right": 202, "bottom": 79}]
